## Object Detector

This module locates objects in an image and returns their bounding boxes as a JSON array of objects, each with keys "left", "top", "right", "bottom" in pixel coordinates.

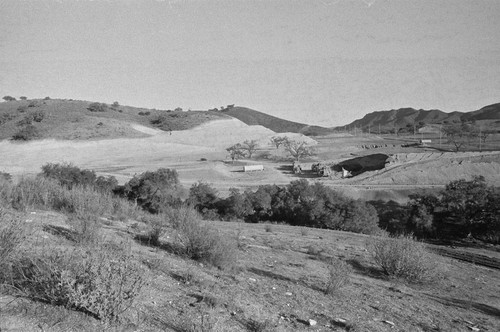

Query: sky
[{"left": 1, "top": 0, "right": 499, "bottom": 127}]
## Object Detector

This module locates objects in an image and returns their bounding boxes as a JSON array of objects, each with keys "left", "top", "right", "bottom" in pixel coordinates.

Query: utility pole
[
  {"left": 479, "top": 126, "right": 482, "bottom": 152},
  {"left": 439, "top": 124, "right": 442, "bottom": 148}
]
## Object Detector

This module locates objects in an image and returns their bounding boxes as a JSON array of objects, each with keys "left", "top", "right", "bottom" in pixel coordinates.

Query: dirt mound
[{"left": 354, "top": 151, "right": 500, "bottom": 186}]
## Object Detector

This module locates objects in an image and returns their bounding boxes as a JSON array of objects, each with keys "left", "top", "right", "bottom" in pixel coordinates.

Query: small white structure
[
  {"left": 243, "top": 165, "right": 264, "bottom": 172},
  {"left": 420, "top": 139, "right": 432, "bottom": 146}
]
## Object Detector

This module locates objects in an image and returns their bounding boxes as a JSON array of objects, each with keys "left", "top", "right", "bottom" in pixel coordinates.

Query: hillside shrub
[
  {"left": 17, "top": 105, "right": 27, "bottom": 112},
  {"left": 40, "top": 163, "right": 117, "bottom": 192},
  {"left": 0, "top": 209, "right": 29, "bottom": 269},
  {"left": 12, "top": 124, "right": 39, "bottom": 140},
  {"left": 325, "top": 258, "right": 353, "bottom": 294},
  {"left": 87, "top": 102, "right": 108, "bottom": 112},
  {"left": 3, "top": 245, "right": 145, "bottom": 323},
  {"left": 2, "top": 96, "right": 16, "bottom": 101},
  {"left": 0, "top": 113, "right": 15, "bottom": 125},
  {"left": 369, "top": 234, "right": 437, "bottom": 283},
  {"left": 169, "top": 206, "right": 237, "bottom": 270},
  {"left": 0, "top": 171, "right": 12, "bottom": 183}
]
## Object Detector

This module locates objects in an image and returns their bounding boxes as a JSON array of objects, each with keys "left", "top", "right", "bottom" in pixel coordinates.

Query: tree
[
  {"left": 3, "top": 96, "right": 16, "bottom": 101},
  {"left": 283, "top": 139, "right": 315, "bottom": 161},
  {"left": 442, "top": 123, "right": 477, "bottom": 152},
  {"left": 188, "top": 182, "right": 220, "bottom": 216},
  {"left": 270, "top": 136, "right": 288, "bottom": 149},
  {"left": 123, "top": 168, "right": 184, "bottom": 213},
  {"left": 112, "top": 101, "right": 120, "bottom": 107},
  {"left": 226, "top": 143, "right": 246, "bottom": 163},
  {"left": 241, "top": 140, "right": 258, "bottom": 159},
  {"left": 19, "top": 96, "right": 28, "bottom": 100}
]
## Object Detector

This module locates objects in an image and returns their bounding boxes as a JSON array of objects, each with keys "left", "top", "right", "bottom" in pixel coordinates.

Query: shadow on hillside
[
  {"left": 346, "top": 259, "right": 386, "bottom": 280},
  {"left": 247, "top": 267, "right": 324, "bottom": 292},
  {"left": 333, "top": 153, "right": 389, "bottom": 177},
  {"left": 42, "top": 224, "right": 77, "bottom": 242},
  {"left": 426, "top": 294, "right": 500, "bottom": 318},
  {"left": 134, "top": 234, "right": 184, "bottom": 254}
]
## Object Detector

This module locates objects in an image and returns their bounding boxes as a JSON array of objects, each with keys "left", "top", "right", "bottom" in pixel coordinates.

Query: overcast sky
[{"left": 1, "top": 0, "right": 499, "bottom": 126}]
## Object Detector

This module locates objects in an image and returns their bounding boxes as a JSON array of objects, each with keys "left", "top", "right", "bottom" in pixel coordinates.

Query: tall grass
[
  {"left": 8, "top": 176, "right": 137, "bottom": 219},
  {"left": 0, "top": 209, "right": 29, "bottom": 269}
]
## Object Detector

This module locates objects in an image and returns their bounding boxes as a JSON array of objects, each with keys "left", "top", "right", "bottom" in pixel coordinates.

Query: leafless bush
[
  {"left": 172, "top": 207, "right": 237, "bottom": 270},
  {"left": 369, "top": 234, "right": 438, "bottom": 283},
  {"left": 325, "top": 258, "right": 353, "bottom": 294},
  {"left": 3, "top": 244, "right": 145, "bottom": 323}
]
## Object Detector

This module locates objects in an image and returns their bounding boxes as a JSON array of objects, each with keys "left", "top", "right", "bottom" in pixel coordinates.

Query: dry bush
[
  {"left": 0, "top": 209, "right": 29, "bottom": 269},
  {"left": 369, "top": 234, "right": 438, "bottom": 283},
  {"left": 324, "top": 258, "right": 353, "bottom": 295},
  {"left": 143, "top": 213, "right": 168, "bottom": 246},
  {"left": 10, "top": 177, "right": 116, "bottom": 218},
  {"left": 3, "top": 244, "right": 145, "bottom": 323},
  {"left": 10, "top": 176, "right": 62, "bottom": 210},
  {"left": 68, "top": 214, "right": 103, "bottom": 244},
  {"left": 172, "top": 207, "right": 237, "bottom": 270},
  {"left": 264, "top": 224, "right": 273, "bottom": 233}
]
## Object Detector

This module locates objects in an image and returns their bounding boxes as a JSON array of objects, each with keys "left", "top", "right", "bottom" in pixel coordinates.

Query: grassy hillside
[
  {"left": 221, "top": 106, "right": 333, "bottom": 136},
  {"left": 0, "top": 99, "right": 228, "bottom": 141},
  {"left": 341, "top": 103, "right": 500, "bottom": 133}
]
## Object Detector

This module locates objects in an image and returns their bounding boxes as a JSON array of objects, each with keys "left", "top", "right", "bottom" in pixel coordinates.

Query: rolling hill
[
  {"left": 0, "top": 99, "right": 229, "bottom": 141},
  {"left": 341, "top": 103, "right": 500, "bottom": 133},
  {"left": 221, "top": 106, "right": 333, "bottom": 136}
]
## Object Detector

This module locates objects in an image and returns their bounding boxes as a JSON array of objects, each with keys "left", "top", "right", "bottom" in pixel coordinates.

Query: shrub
[
  {"left": 2, "top": 95, "right": 16, "bottom": 101},
  {"left": 324, "top": 258, "right": 352, "bottom": 294},
  {"left": 19, "top": 96, "right": 27, "bottom": 100},
  {"left": 28, "top": 100, "right": 38, "bottom": 107},
  {"left": 0, "top": 209, "right": 29, "bottom": 268},
  {"left": 174, "top": 208, "right": 237, "bottom": 270},
  {"left": 3, "top": 245, "right": 145, "bottom": 323},
  {"left": 17, "top": 105, "right": 27, "bottom": 112},
  {"left": 44, "top": 96, "right": 51, "bottom": 100},
  {"left": 369, "top": 234, "right": 438, "bottom": 283},
  {"left": 87, "top": 102, "right": 108, "bottom": 112},
  {"left": 264, "top": 224, "right": 273, "bottom": 233},
  {"left": 32, "top": 110, "right": 45, "bottom": 122},
  {"left": 12, "top": 124, "right": 39, "bottom": 140},
  {"left": 143, "top": 213, "right": 167, "bottom": 246},
  {"left": 68, "top": 214, "right": 103, "bottom": 244},
  {"left": 112, "top": 101, "right": 119, "bottom": 107},
  {"left": 0, "top": 171, "right": 12, "bottom": 183},
  {"left": 40, "top": 163, "right": 117, "bottom": 192}
]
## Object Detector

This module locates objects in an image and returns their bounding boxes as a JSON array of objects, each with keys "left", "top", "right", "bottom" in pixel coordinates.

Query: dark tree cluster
[
  {"left": 188, "top": 179, "right": 381, "bottom": 234},
  {"left": 372, "top": 176, "right": 500, "bottom": 243},
  {"left": 40, "top": 163, "right": 118, "bottom": 193}
]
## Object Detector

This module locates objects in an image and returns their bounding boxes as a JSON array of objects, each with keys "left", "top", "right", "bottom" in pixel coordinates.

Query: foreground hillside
[
  {"left": 1, "top": 205, "right": 499, "bottom": 332},
  {"left": 0, "top": 99, "right": 228, "bottom": 141}
]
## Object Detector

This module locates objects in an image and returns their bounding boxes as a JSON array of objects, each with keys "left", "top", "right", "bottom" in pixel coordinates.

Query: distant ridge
[
  {"left": 221, "top": 106, "right": 333, "bottom": 136},
  {"left": 340, "top": 103, "right": 500, "bottom": 132}
]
